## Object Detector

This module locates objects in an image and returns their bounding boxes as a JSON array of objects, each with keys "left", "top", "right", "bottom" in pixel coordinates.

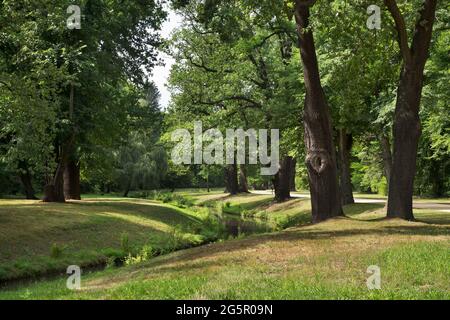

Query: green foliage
[
  {"left": 50, "top": 243, "right": 67, "bottom": 259},
  {"left": 0, "top": 0, "right": 166, "bottom": 196},
  {"left": 120, "top": 233, "right": 131, "bottom": 254},
  {"left": 125, "top": 245, "right": 154, "bottom": 266}
]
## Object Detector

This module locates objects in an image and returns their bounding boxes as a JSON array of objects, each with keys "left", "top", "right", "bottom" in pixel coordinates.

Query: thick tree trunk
[
  {"left": 385, "top": 0, "right": 437, "bottom": 220},
  {"left": 290, "top": 158, "right": 297, "bottom": 192},
  {"left": 43, "top": 160, "right": 66, "bottom": 203},
  {"left": 387, "top": 68, "right": 423, "bottom": 220},
  {"left": 380, "top": 134, "right": 393, "bottom": 186},
  {"left": 19, "top": 167, "right": 38, "bottom": 200},
  {"left": 273, "top": 156, "right": 292, "bottom": 202},
  {"left": 43, "top": 137, "right": 74, "bottom": 203},
  {"left": 238, "top": 164, "right": 249, "bottom": 193},
  {"left": 294, "top": 3, "right": 343, "bottom": 223},
  {"left": 225, "top": 164, "right": 239, "bottom": 195},
  {"left": 43, "top": 83, "right": 77, "bottom": 203},
  {"left": 64, "top": 159, "right": 81, "bottom": 200},
  {"left": 338, "top": 129, "right": 354, "bottom": 205}
]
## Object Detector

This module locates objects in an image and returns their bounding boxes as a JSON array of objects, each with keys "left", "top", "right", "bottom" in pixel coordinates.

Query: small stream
[
  {"left": 221, "top": 214, "right": 275, "bottom": 237},
  {"left": 0, "top": 212, "right": 276, "bottom": 291}
]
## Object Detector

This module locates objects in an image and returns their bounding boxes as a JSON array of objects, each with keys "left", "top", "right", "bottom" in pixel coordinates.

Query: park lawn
[
  {"left": 0, "top": 198, "right": 212, "bottom": 282},
  {"left": 0, "top": 193, "right": 314, "bottom": 283},
  {"left": 0, "top": 207, "right": 448, "bottom": 300}
]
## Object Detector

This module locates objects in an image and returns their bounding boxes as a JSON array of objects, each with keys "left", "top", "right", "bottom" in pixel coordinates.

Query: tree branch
[
  {"left": 196, "top": 96, "right": 263, "bottom": 109},
  {"left": 186, "top": 55, "right": 233, "bottom": 74},
  {"left": 410, "top": 0, "right": 438, "bottom": 64},
  {"left": 384, "top": 0, "right": 412, "bottom": 64},
  {"left": 254, "top": 29, "right": 295, "bottom": 49}
]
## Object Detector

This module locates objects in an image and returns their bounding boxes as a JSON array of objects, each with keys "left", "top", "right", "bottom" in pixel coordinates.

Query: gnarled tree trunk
[
  {"left": 384, "top": 0, "right": 437, "bottom": 220},
  {"left": 338, "top": 129, "right": 354, "bottom": 205},
  {"left": 294, "top": 2, "right": 343, "bottom": 223}
]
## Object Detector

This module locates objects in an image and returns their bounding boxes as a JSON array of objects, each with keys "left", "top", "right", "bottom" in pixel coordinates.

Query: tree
[
  {"left": 166, "top": 6, "right": 301, "bottom": 200},
  {"left": 0, "top": 1, "right": 66, "bottom": 200},
  {"left": 292, "top": 0, "right": 343, "bottom": 222},
  {"left": 238, "top": 165, "right": 250, "bottom": 193},
  {"left": 273, "top": 156, "right": 294, "bottom": 201},
  {"left": 384, "top": 0, "right": 438, "bottom": 220}
]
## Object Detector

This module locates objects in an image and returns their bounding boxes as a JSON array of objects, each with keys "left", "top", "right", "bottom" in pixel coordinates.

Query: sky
[{"left": 151, "top": 9, "right": 183, "bottom": 109}]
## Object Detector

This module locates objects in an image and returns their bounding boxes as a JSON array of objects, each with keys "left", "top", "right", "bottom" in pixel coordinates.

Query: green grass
[
  {"left": 0, "top": 198, "right": 221, "bottom": 282},
  {"left": 0, "top": 193, "right": 308, "bottom": 283},
  {"left": 0, "top": 210, "right": 448, "bottom": 300},
  {"left": 0, "top": 192, "right": 449, "bottom": 300}
]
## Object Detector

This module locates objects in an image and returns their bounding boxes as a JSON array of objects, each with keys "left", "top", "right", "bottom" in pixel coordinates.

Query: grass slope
[
  {"left": 0, "top": 199, "right": 448, "bottom": 300},
  {"left": 0, "top": 198, "right": 213, "bottom": 282}
]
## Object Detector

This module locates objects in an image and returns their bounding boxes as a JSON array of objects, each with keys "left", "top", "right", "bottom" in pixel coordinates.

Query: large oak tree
[{"left": 384, "top": 0, "right": 438, "bottom": 220}]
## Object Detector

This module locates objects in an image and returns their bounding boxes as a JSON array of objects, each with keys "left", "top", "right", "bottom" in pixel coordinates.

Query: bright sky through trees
[{"left": 151, "top": 9, "right": 182, "bottom": 109}]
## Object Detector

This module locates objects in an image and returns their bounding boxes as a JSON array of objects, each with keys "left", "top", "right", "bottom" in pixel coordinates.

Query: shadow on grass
[
  {"left": 0, "top": 200, "right": 208, "bottom": 267},
  {"left": 343, "top": 203, "right": 385, "bottom": 216},
  {"left": 132, "top": 215, "right": 450, "bottom": 274}
]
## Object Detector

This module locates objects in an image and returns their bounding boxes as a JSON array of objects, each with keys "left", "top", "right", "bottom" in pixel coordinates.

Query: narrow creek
[
  {"left": 0, "top": 209, "right": 277, "bottom": 291},
  {"left": 221, "top": 213, "right": 275, "bottom": 237}
]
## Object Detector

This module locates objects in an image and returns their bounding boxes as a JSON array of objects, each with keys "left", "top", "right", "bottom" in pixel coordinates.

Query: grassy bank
[
  {"left": 0, "top": 192, "right": 448, "bottom": 299},
  {"left": 0, "top": 198, "right": 222, "bottom": 282},
  {"left": 0, "top": 192, "right": 311, "bottom": 283},
  {"left": 0, "top": 209, "right": 448, "bottom": 300}
]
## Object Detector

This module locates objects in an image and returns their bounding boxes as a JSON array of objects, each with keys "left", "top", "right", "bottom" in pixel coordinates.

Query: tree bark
[
  {"left": 290, "top": 158, "right": 297, "bottom": 192},
  {"left": 64, "top": 159, "right": 81, "bottom": 200},
  {"left": 380, "top": 134, "right": 393, "bottom": 186},
  {"left": 19, "top": 165, "right": 38, "bottom": 200},
  {"left": 385, "top": 0, "right": 437, "bottom": 220},
  {"left": 43, "top": 83, "right": 77, "bottom": 203},
  {"left": 273, "top": 156, "right": 292, "bottom": 202},
  {"left": 43, "top": 140, "right": 72, "bottom": 203},
  {"left": 238, "top": 164, "right": 249, "bottom": 193},
  {"left": 338, "top": 129, "right": 354, "bottom": 205},
  {"left": 43, "top": 158, "right": 66, "bottom": 202},
  {"left": 294, "top": 2, "right": 343, "bottom": 223},
  {"left": 225, "top": 164, "right": 239, "bottom": 195}
]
